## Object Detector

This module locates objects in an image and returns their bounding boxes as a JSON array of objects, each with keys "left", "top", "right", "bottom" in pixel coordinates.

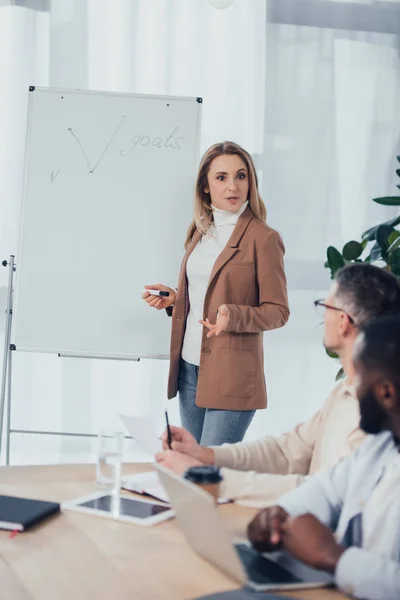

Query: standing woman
[{"left": 143, "top": 141, "right": 289, "bottom": 446}]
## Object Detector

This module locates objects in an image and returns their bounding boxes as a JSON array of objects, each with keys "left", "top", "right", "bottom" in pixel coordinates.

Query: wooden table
[{"left": 0, "top": 464, "right": 350, "bottom": 600}]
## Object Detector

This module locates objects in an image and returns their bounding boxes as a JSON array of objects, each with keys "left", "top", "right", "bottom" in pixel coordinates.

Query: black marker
[{"left": 140, "top": 289, "right": 170, "bottom": 297}]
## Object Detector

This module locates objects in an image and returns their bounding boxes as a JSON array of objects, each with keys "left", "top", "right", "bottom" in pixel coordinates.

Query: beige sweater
[{"left": 212, "top": 380, "right": 365, "bottom": 507}]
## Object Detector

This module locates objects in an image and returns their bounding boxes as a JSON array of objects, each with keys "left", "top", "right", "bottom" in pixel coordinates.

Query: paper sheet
[
  {"left": 120, "top": 414, "right": 162, "bottom": 457},
  {"left": 122, "top": 471, "right": 170, "bottom": 503}
]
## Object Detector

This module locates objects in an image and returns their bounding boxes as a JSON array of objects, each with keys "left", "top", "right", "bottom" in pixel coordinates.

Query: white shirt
[
  {"left": 181, "top": 202, "right": 248, "bottom": 366},
  {"left": 362, "top": 451, "right": 400, "bottom": 560}
]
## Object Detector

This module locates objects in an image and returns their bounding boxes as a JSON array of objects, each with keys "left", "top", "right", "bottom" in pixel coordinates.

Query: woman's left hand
[{"left": 200, "top": 305, "right": 230, "bottom": 338}]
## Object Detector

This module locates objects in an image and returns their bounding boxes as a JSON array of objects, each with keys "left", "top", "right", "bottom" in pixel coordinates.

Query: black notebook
[{"left": 0, "top": 495, "right": 60, "bottom": 531}]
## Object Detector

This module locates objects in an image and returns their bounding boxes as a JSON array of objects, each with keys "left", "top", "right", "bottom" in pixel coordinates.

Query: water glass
[{"left": 96, "top": 429, "right": 124, "bottom": 498}]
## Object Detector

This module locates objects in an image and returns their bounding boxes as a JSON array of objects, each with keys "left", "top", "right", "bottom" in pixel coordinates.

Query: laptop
[{"left": 154, "top": 463, "right": 334, "bottom": 593}]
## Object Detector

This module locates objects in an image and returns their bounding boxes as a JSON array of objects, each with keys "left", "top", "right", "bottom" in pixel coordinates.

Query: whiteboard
[{"left": 12, "top": 87, "right": 201, "bottom": 359}]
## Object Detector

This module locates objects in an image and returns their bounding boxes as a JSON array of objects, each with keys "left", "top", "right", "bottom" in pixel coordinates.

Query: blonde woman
[{"left": 143, "top": 141, "right": 289, "bottom": 445}]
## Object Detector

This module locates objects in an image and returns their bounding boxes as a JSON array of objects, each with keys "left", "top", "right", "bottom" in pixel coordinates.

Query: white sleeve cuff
[
  {"left": 335, "top": 546, "right": 400, "bottom": 600},
  {"left": 335, "top": 547, "right": 363, "bottom": 598}
]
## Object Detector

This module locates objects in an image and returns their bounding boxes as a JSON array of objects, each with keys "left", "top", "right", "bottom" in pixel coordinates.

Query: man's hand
[
  {"left": 160, "top": 425, "right": 197, "bottom": 450},
  {"left": 155, "top": 449, "right": 204, "bottom": 476},
  {"left": 160, "top": 425, "right": 215, "bottom": 464},
  {"left": 281, "top": 514, "right": 345, "bottom": 573},
  {"left": 247, "top": 506, "right": 289, "bottom": 552}
]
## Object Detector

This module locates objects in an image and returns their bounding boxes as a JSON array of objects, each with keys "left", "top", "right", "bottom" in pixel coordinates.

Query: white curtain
[
  {"left": 256, "top": 0, "right": 400, "bottom": 441},
  {"left": 1, "top": 0, "right": 400, "bottom": 465}
]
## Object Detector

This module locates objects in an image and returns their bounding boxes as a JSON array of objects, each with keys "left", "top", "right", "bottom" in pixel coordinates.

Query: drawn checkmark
[
  {"left": 51, "top": 169, "right": 61, "bottom": 182},
  {"left": 68, "top": 115, "right": 126, "bottom": 173}
]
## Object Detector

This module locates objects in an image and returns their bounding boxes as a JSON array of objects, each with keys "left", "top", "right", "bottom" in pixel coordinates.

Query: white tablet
[{"left": 62, "top": 492, "right": 174, "bottom": 526}]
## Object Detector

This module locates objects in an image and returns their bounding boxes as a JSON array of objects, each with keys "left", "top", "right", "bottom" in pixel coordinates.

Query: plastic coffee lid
[{"left": 183, "top": 465, "right": 223, "bottom": 484}]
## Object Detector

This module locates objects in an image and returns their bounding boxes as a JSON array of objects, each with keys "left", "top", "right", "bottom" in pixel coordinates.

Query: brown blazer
[{"left": 167, "top": 207, "right": 289, "bottom": 411}]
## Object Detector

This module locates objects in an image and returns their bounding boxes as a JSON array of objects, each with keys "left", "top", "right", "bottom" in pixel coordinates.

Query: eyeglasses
[{"left": 313, "top": 299, "right": 355, "bottom": 324}]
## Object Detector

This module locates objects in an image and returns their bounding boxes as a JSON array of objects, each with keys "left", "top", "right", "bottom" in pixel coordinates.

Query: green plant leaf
[
  {"left": 387, "top": 232, "right": 400, "bottom": 256},
  {"left": 370, "top": 241, "right": 383, "bottom": 261},
  {"left": 373, "top": 196, "right": 400, "bottom": 206},
  {"left": 397, "top": 185, "right": 400, "bottom": 190},
  {"left": 397, "top": 168, "right": 400, "bottom": 178},
  {"left": 376, "top": 224, "right": 395, "bottom": 255},
  {"left": 362, "top": 215, "right": 400, "bottom": 241},
  {"left": 335, "top": 367, "right": 345, "bottom": 381},
  {"left": 362, "top": 225, "right": 378, "bottom": 241},
  {"left": 326, "top": 246, "right": 345, "bottom": 278},
  {"left": 388, "top": 238, "right": 400, "bottom": 256},
  {"left": 388, "top": 216, "right": 400, "bottom": 228},
  {"left": 361, "top": 239, "right": 368, "bottom": 249},
  {"left": 388, "top": 231, "right": 400, "bottom": 245},
  {"left": 388, "top": 248, "right": 400, "bottom": 276},
  {"left": 387, "top": 238, "right": 400, "bottom": 264},
  {"left": 397, "top": 155, "right": 400, "bottom": 163},
  {"left": 325, "top": 349, "right": 339, "bottom": 359},
  {"left": 342, "top": 241, "right": 363, "bottom": 260}
]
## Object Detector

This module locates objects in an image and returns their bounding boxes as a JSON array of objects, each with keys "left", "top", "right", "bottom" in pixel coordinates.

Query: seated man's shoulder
[
  {"left": 332, "top": 377, "right": 353, "bottom": 395},
  {"left": 353, "top": 431, "right": 395, "bottom": 460},
  {"left": 321, "top": 378, "right": 355, "bottom": 409}
]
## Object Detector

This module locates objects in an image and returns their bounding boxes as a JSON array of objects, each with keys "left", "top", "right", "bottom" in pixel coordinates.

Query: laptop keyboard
[{"left": 235, "top": 544, "right": 302, "bottom": 585}]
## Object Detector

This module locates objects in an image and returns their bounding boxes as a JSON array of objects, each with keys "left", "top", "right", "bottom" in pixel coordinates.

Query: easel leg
[
  {"left": 5, "top": 347, "right": 12, "bottom": 465},
  {"left": 0, "top": 255, "right": 15, "bottom": 463}
]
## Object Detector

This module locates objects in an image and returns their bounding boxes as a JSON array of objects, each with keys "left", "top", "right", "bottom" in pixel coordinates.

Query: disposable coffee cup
[{"left": 183, "top": 465, "right": 223, "bottom": 503}]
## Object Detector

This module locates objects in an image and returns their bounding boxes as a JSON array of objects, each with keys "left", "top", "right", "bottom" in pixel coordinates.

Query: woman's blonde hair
[{"left": 184, "top": 141, "right": 266, "bottom": 248}]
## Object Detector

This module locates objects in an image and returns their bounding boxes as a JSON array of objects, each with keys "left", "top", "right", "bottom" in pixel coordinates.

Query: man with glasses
[
  {"left": 156, "top": 264, "right": 400, "bottom": 507},
  {"left": 314, "top": 298, "right": 355, "bottom": 324}
]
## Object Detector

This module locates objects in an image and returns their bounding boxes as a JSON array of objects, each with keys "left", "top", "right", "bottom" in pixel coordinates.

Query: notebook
[
  {"left": 122, "top": 471, "right": 170, "bottom": 502},
  {"left": 122, "top": 471, "right": 230, "bottom": 505},
  {"left": 0, "top": 495, "right": 60, "bottom": 531}
]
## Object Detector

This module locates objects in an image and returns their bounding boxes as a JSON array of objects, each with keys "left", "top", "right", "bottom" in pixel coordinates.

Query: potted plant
[
  {"left": 324, "top": 156, "right": 400, "bottom": 378},
  {"left": 326, "top": 156, "right": 400, "bottom": 278}
]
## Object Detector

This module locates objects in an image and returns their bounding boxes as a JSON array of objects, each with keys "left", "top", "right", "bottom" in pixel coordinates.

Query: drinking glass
[{"left": 96, "top": 429, "right": 124, "bottom": 498}]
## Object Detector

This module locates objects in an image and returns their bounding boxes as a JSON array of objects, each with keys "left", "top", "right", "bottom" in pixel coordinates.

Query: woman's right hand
[
  {"left": 142, "top": 284, "right": 176, "bottom": 310},
  {"left": 161, "top": 425, "right": 215, "bottom": 465}
]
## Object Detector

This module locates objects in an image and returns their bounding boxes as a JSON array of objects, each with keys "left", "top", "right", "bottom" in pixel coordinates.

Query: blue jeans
[{"left": 178, "top": 359, "right": 255, "bottom": 445}]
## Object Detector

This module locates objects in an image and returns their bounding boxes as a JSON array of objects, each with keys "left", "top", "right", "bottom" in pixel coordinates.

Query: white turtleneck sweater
[{"left": 181, "top": 202, "right": 248, "bottom": 366}]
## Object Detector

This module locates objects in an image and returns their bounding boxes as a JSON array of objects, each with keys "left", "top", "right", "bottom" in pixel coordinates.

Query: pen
[
  {"left": 165, "top": 410, "right": 172, "bottom": 450},
  {"left": 141, "top": 289, "right": 170, "bottom": 297}
]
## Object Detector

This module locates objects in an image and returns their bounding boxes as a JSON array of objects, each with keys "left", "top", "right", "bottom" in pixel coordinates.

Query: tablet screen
[{"left": 79, "top": 495, "right": 170, "bottom": 519}]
